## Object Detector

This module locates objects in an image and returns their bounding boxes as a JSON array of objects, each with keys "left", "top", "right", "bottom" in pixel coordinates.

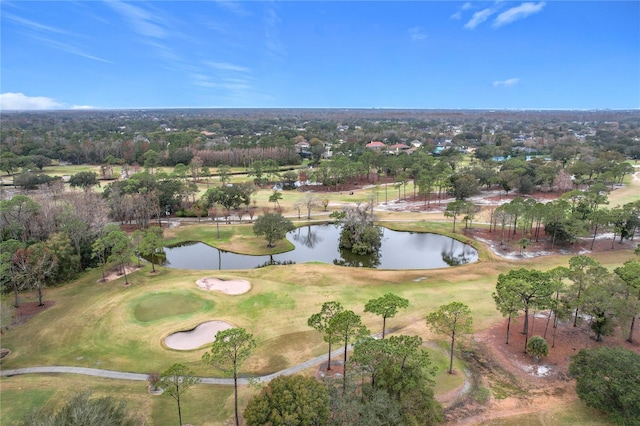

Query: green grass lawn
[{"left": 2, "top": 196, "right": 637, "bottom": 425}]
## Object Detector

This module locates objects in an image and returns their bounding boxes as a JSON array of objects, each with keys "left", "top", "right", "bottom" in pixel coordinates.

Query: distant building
[
  {"left": 365, "top": 141, "right": 386, "bottom": 150},
  {"left": 388, "top": 143, "right": 411, "bottom": 154}
]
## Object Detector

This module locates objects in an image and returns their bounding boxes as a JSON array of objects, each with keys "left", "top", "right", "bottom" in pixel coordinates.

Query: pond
[{"left": 163, "top": 225, "right": 478, "bottom": 270}]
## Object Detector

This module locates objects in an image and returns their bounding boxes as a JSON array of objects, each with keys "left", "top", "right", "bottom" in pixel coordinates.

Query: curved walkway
[{"left": 0, "top": 346, "right": 351, "bottom": 386}]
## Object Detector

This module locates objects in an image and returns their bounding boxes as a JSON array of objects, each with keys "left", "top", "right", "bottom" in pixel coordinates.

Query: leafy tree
[
  {"left": 308, "top": 301, "right": 344, "bottom": 371},
  {"left": 21, "top": 391, "right": 138, "bottom": 426},
  {"left": 569, "top": 347, "right": 640, "bottom": 425},
  {"left": 218, "top": 164, "right": 231, "bottom": 184},
  {"left": 614, "top": 259, "right": 640, "bottom": 342},
  {"left": 0, "top": 239, "right": 26, "bottom": 307},
  {"left": 253, "top": 212, "right": 295, "bottom": 247},
  {"left": 364, "top": 293, "right": 409, "bottom": 339},
  {"left": 12, "top": 243, "right": 58, "bottom": 306},
  {"left": 268, "top": 189, "right": 283, "bottom": 209},
  {"left": 526, "top": 336, "right": 549, "bottom": 362},
  {"left": 567, "top": 255, "right": 602, "bottom": 326},
  {"left": 202, "top": 183, "right": 254, "bottom": 222},
  {"left": 495, "top": 268, "right": 554, "bottom": 352},
  {"left": 243, "top": 375, "right": 330, "bottom": 426},
  {"left": 334, "top": 203, "right": 382, "bottom": 255},
  {"left": 143, "top": 149, "right": 161, "bottom": 174},
  {"left": 0, "top": 151, "right": 20, "bottom": 175},
  {"left": 202, "top": 328, "right": 256, "bottom": 426},
  {"left": 0, "top": 195, "right": 41, "bottom": 242},
  {"left": 350, "top": 335, "right": 443, "bottom": 425},
  {"left": 105, "top": 230, "right": 133, "bottom": 285},
  {"left": 578, "top": 272, "right": 630, "bottom": 344},
  {"left": 426, "top": 301, "right": 473, "bottom": 374},
  {"left": 492, "top": 279, "right": 522, "bottom": 345},
  {"left": 138, "top": 226, "right": 164, "bottom": 273},
  {"left": 328, "top": 310, "right": 369, "bottom": 389},
  {"left": 68, "top": 171, "right": 99, "bottom": 190},
  {"left": 448, "top": 172, "right": 479, "bottom": 200},
  {"left": 444, "top": 200, "right": 473, "bottom": 233},
  {"left": 159, "top": 363, "right": 201, "bottom": 426}
]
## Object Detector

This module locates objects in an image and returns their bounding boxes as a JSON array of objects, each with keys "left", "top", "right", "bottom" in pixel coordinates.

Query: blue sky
[{"left": 1, "top": 1, "right": 638, "bottom": 110}]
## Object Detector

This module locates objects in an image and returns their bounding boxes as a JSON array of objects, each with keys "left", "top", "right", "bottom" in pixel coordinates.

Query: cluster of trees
[
  {"left": 3, "top": 109, "right": 638, "bottom": 169},
  {"left": 1, "top": 191, "right": 109, "bottom": 305},
  {"left": 492, "top": 253, "right": 640, "bottom": 356},
  {"left": 1, "top": 187, "right": 166, "bottom": 308},
  {"left": 332, "top": 203, "right": 382, "bottom": 256},
  {"left": 488, "top": 191, "right": 639, "bottom": 249}
]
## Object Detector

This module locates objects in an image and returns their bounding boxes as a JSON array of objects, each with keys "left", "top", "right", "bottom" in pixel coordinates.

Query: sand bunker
[
  {"left": 164, "top": 320, "right": 233, "bottom": 350},
  {"left": 196, "top": 277, "right": 251, "bottom": 295}
]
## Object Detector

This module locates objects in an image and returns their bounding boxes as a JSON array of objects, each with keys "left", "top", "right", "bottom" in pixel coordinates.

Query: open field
[{"left": 1, "top": 166, "right": 638, "bottom": 425}]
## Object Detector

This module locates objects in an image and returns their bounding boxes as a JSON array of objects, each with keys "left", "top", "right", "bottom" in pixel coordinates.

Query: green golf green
[{"left": 132, "top": 292, "right": 209, "bottom": 322}]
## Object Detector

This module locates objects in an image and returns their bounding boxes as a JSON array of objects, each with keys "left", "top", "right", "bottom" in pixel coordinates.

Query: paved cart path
[{"left": 0, "top": 346, "right": 352, "bottom": 386}]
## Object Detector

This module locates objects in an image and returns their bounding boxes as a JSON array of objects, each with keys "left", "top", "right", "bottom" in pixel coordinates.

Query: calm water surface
[{"left": 163, "top": 225, "right": 478, "bottom": 270}]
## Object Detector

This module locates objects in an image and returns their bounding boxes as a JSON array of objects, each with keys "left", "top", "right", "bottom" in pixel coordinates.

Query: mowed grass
[
  {"left": 0, "top": 374, "right": 237, "bottom": 426},
  {"left": 478, "top": 399, "right": 613, "bottom": 425},
  {"left": 131, "top": 291, "right": 212, "bottom": 323},
  {"left": 1, "top": 221, "right": 636, "bottom": 425}
]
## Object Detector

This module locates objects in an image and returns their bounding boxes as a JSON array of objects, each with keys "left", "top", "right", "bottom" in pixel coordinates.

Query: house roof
[
  {"left": 389, "top": 143, "right": 410, "bottom": 150},
  {"left": 366, "top": 141, "right": 386, "bottom": 148}
]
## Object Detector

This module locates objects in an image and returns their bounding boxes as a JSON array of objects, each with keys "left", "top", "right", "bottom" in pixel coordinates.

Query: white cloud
[
  {"left": 451, "top": 2, "right": 473, "bottom": 20},
  {"left": 409, "top": 27, "right": 427, "bottom": 41},
  {"left": 493, "top": 2, "right": 545, "bottom": 28},
  {"left": 207, "top": 62, "right": 250, "bottom": 73},
  {"left": 71, "top": 105, "right": 96, "bottom": 110},
  {"left": 30, "top": 34, "right": 112, "bottom": 63},
  {"left": 4, "top": 12, "right": 71, "bottom": 35},
  {"left": 464, "top": 8, "right": 495, "bottom": 30},
  {"left": 106, "top": 0, "right": 167, "bottom": 39},
  {"left": 264, "top": 6, "right": 285, "bottom": 58},
  {"left": 0, "top": 92, "right": 63, "bottom": 110},
  {"left": 493, "top": 78, "right": 520, "bottom": 87},
  {"left": 212, "top": 0, "right": 249, "bottom": 17}
]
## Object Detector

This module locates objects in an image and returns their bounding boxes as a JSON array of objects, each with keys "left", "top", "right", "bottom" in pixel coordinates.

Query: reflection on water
[
  {"left": 163, "top": 225, "right": 478, "bottom": 270},
  {"left": 291, "top": 225, "right": 323, "bottom": 249}
]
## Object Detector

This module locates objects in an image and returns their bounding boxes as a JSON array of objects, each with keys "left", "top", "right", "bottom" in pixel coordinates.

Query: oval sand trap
[
  {"left": 164, "top": 320, "right": 233, "bottom": 350},
  {"left": 196, "top": 277, "right": 251, "bottom": 295}
]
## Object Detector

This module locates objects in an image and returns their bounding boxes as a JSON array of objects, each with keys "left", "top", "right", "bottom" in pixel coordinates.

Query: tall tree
[
  {"left": 492, "top": 279, "right": 522, "bottom": 345},
  {"left": 0, "top": 239, "right": 25, "bottom": 307},
  {"left": 444, "top": 200, "right": 473, "bottom": 233},
  {"left": 105, "top": 230, "right": 133, "bottom": 285},
  {"left": 159, "top": 363, "right": 200, "bottom": 426},
  {"left": 268, "top": 190, "right": 283, "bottom": 209},
  {"left": 202, "top": 328, "right": 256, "bottom": 426},
  {"left": 426, "top": 301, "right": 473, "bottom": 374},
  {"left": 12, "top": 243, "right": 57, "bottom": 306},
  {"left": 567, "top": 255, "right": 602, "bottom": 327},
  {"left": 350, "top": 335, "right": 443, "bottom": 425},
  {"left": 364, "top": 293, "right": 409, "bottom": 339},
  {"left": 243, "top": 375, "right": 330, "bottom": 426},
  {"left": 138, "top": 226, "right": 164, "bottom": 273},
  {"left": 308, "top": 301, "right": 344, "bottom": 371},
  {"left": 614, "top": 259, "right": 640, "bottom": 342},
  {"left": 328, "top": 310, "right": 369, "bottom": 390},
  {"left": 496, "top": 268, "right": 554, "bottom": 352}
]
